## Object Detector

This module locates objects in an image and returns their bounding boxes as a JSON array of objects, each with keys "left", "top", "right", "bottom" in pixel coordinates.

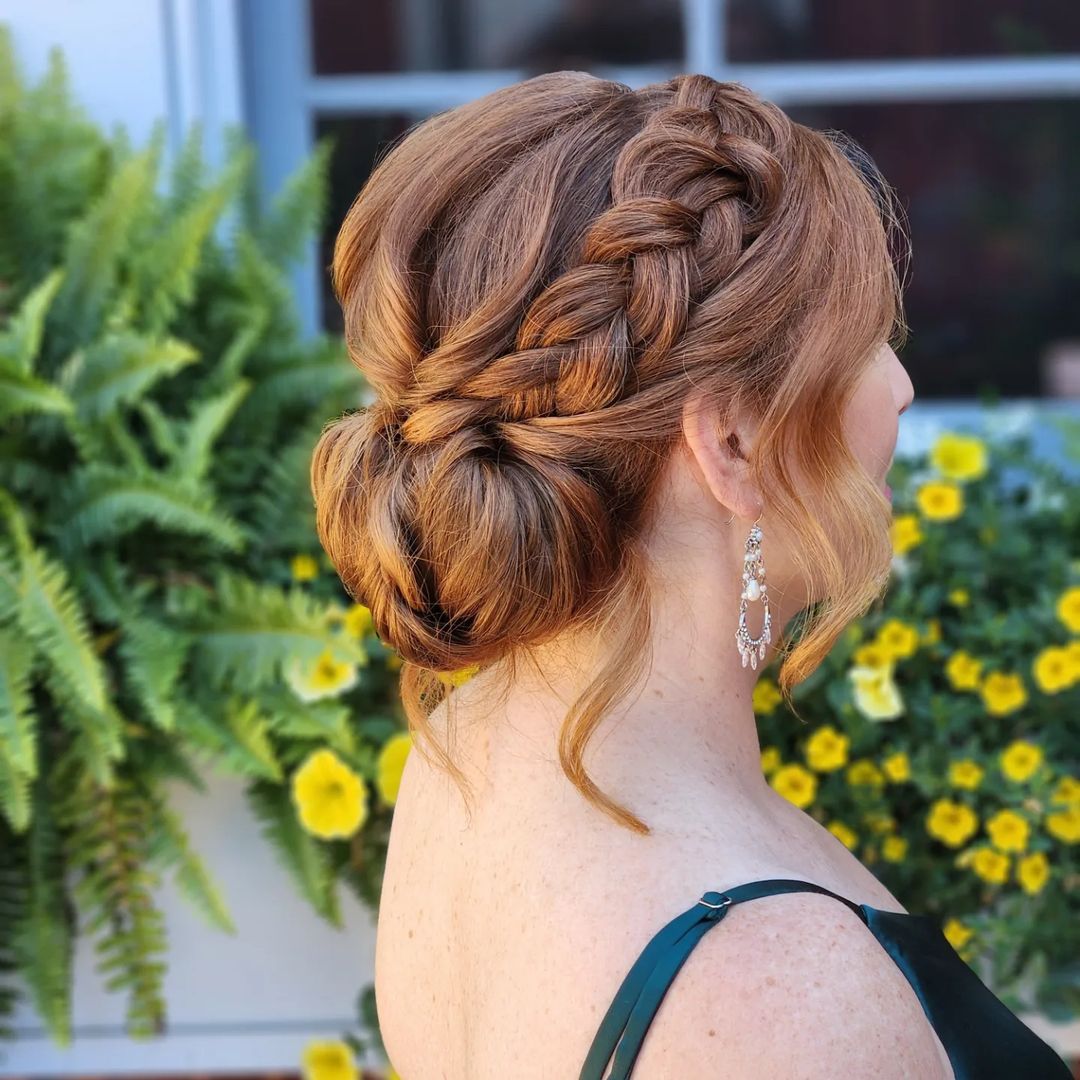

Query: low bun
[{"left": 311, "top": 398, "right": 625, "bottom": 674}]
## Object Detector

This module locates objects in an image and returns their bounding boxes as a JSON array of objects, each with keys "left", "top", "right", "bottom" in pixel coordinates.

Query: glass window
[
  {"left": 786, "top": 97, "right": 1080, "bottom": 397},
  {"left": 315, "top": 113, "right": 415, "bottom": 333},
  {"left": 727, "top": 0, "right": 1080, "bottom": 63},
  {"left": 310, "top": 0, "right": 684, "bottom": 75}
]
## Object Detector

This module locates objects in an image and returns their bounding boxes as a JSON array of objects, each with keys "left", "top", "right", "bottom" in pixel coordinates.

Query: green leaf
[
  {"left": 48, "top": 137, "right": 162, "bottom": 355},
  {"left": 60, "top": 331, "right": 200, "bottom": 421},
  {"left": 0, "top": 630, "right": 36, "bottom": 775},
  {"left": 61, "top": 465, "right": 245, "bottom": 551},
  {"left": 0, "top": 268, "right": 66, "bottom": 376},
  {"left": 146, "top": 800, "right": 235, "bottom": 934},
  {"left": 246, "top": 780, "right": 341, "bottom": 926}
]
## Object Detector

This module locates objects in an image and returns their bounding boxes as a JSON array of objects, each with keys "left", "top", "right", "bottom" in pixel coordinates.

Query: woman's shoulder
[{"left": 623, "top": 887, "right": 953, "bottom": 1079}]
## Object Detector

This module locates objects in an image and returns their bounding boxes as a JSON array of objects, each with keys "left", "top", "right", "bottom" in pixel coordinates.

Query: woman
[{"left": 311, "top": 72, "right": 1070, "bottom": 1079}]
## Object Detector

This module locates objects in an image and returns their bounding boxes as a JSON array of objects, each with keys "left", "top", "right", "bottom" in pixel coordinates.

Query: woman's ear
[{"left": 681, "top": 392, "right": 762, "bottom": 522}]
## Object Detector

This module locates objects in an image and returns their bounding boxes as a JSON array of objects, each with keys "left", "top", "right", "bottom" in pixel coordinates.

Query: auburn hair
[{"left": 310, "top": 71, "right": 910, "bottom": 835}]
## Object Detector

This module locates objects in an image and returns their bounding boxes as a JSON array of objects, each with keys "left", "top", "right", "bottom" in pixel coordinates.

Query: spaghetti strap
[{"left": 578, "top": 878, "right": 867, "bottom": 1080}]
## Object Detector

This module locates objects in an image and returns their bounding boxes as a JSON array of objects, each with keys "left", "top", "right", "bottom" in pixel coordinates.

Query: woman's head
[{"left": 311, "top": 71, "right": 911, "bottom": 834}]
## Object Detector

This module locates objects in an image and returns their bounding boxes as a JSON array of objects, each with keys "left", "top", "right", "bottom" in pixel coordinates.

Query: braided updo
[{"left": 311, "top": 71, "right": 909, "bottom": 834}]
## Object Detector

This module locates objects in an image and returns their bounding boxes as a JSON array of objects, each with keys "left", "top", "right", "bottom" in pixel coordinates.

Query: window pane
[
  {"left": 786, "top": 98, "right": 1079, "bottom": 397},
  {"left": 728, "top": 0, "right": 1080, "bottom": 62},
  {"left": 310, "top": 0, "right": 684, "bottom": 74},
  {"left": 315, "top": 113, "right": 415, "bottom": 334}
]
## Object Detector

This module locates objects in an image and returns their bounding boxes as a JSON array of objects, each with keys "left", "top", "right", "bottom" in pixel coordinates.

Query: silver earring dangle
[{"left": 735, "top": 516, "right": 771, "bottom": 670}]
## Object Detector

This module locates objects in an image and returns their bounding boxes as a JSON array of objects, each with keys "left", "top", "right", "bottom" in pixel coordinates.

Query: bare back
[{"left": 374, "top": 722, "right": 954, "bottom": 1080}]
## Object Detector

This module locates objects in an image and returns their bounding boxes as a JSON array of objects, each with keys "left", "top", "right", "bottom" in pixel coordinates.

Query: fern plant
[{"left": 0, "top": 29, "right": 404, "bottom": 1047}]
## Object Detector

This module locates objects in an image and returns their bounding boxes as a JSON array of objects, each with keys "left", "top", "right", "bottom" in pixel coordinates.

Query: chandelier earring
[{"left": 729, "top": 511, "right": 771, "bottom": 670}]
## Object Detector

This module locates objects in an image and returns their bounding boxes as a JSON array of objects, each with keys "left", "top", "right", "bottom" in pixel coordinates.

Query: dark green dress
[{"left": 579, "top": 878, "right": 1072, "bottom": 1079}]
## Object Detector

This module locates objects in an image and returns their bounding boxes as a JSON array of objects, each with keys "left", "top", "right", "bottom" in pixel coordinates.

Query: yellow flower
[
  {"left": 828, "top": 821, "right": 858, "bottom": 849},
  {"left": 916, "top": 480, "right": 964, "bottom": 521},
  {"left": 929, "top": 432, "right": 988, "bottom": 482},
  {"left": 770, "top": 763, "right": 818, "bottom": 809},
  {"left": 942, "top": 916, "right": 974, "bottom": 951},
  {"left": 926, "top": 799, "right": 979, "bottom": 848},
  {"left": 1033, "top": 645, "right": 1073, "bottom": 694},
  {"left": 386, "top": 1066, "right": 402, "bottom": 1080},
  {"left": 881, "top": 835, "right": 908, "bottom": 862},
  {"left": 804, "top": 725, "right": 850, "bottom": 772},
  {"left": 922, "top": 618, "right": 942, "bottom": 646},
  {"left": 752, "top": 678, "right": 783, "bottom": 715},
  {"left": 985, "top": 808, "right": 1030, "bottom": 853},
  {"left": 846, "top": 759, "right": 886, "bottom": 788},
  {"left": 945, "top": 650, "right": 983, "bottom": 691},
  {"left": 971, "top": 847, "right": 1010, "bottom": 884},
  {"left": 890, "top": 513, "right": 924, "bottom": 556},
  {"left": 979, "top": 671, "right": 1028, "bottom": 716},
  {"left": 292, "top": 749, "right": 368, "bottom": 840},
  {"left": 863, "top": 812, "right": 896, "bottom": 835},
  {"left": 853, "top": 643, "right": 893, "bottom": 669},
  {"left": 284, "top": 650, "right": 360, "bottom": 703},
  {"left": 1056, "top": 586, "right": 1080, "bottom": 634},
  {"left": 875, "top": 619, "right": 921, "bottom": 660},
  {"left": 301, "top": 1039, "right": 358, "bottom": 1080},
  {"left": 1016, "top": 852, "right": 1050, "bottom": 895},
  {"left": 291, "top": 553, "right": 320, "bottom": 582},
  {"left": 760, "top": 746, "right": 782, "bottom": 775},
  {"left": 376, "top": 731, "right": 413, "bottom": 806},
  {"left": 999, "top": 739, "right": 1043, "bottom": 783},
  {"left": 1046, "top": 805, "right": 1080, "bottom": 844},
  {"left": 848, "top": 665, "right": 904, "bottom": 721},
  {"left": 1068, "top": 639, "right": 1080, "bottom": 680},
  {"left": 948, "top": 759, "right": 985, "bottom": 790},
  {"left": 881, "top": 751, "right": 911, "bottom": 783},
  {"left": 947, "top": 588, "right": 970, "bottom": 607},
  {"left": 342, "top": 603, "right": 374, "bottom": 639},
  {"left": 437, "top": 663, "right": 481, "bottom": 687},
  {"left": 1050, "top": 776, "right": 1080, "bottom": 807}
]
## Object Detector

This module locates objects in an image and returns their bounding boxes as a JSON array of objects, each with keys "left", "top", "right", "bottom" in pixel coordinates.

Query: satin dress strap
[{"left": 578, "top": 878, "right": 863, "bottom": 1080}]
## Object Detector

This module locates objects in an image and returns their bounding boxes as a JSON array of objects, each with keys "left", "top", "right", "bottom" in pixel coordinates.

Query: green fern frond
[
  {"left": 242, "top": 419, "right": 325, "bottom": 553},
  {"left": 175, "top": 696, "right": 281, "bottom": 783},
  {"left": 12, "top": 774, "right": 73, "bottom": 1045},
  {"left": 0, "top": 817, "right": 25, "bottom": 1037},
  {"left": 181, "top": 572, "right": 366, "bottom": 693},
  {"left": 245, "top": 779, "right": 342, "bottom": 926},
  {"left": 47, "top": 146, "right": 160, "bottom": 361},
  {"left": 54, "top": 771, "right": 167, "bottom": 1037},
  {"left": 145, "top": 798, "right": 235, "bottom": 934},
  {"left": 0, "top": 502, "right": 111, "bottom": 715},
  {"left": 60, "top": 465, "right": 246, "bottom": 551},
  {"left": 240, "top": 346, "right": 362, "bottom": 424},
  {"left": 117, "top": 616, "right": 190, "bottom": 733},
  {"left": 0, "top": 268, "right": 65, "bottom": 376},
  {"left": 58, "top": 331, "right": 200, "bottom": 421},
  {"left": 262, "top": 691, "right": 357, "bottom": 757},
  {"left": 173, "top": 378, "right": 250, "bottom": 483},
  {"left": 0, "top": 629, "right": 38, "bottom": 831},
  {"left": 0, "top": 749, "right": 32, "bottom": 835},
  {"left": 0, "top": 370, "right": 74, "bottom": 423},
  {"left": 134, "top": 155, "right": 246, "bottom": 332},
  {"left": 255, "top": 136, "right": 334, "bottom": 269}
]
